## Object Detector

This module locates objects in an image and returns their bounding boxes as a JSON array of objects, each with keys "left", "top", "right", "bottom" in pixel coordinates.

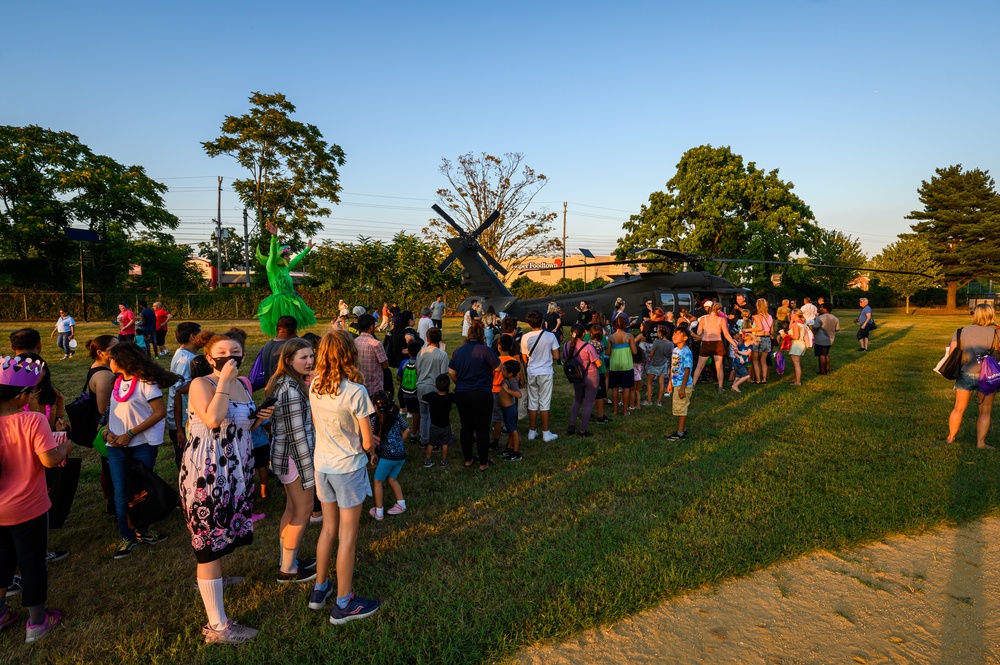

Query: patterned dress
[{"left": 179, "top": 379, "right": 256, "bottom": 563}]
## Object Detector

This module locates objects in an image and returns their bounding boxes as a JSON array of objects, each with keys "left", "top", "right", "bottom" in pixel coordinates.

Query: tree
[
  {"left": 202, "top": 92, "right": 345, "bottom": 253},
  {"left": 196, "top": 227, "right": 248, "bottom": 271},
  {"left": 0, "top": 125, "right": 178, "bottom": 290},
  {"left": 907, "top": 165, "right": 1000, "bottom": 309},
  {"left": 808, "top": 229, "right": 867, "bottom": 299},
  {"left": 873, "top": 236, "right": 944, "bottom": 313},
  {"left": 425, "top": 152, "right": 561, "bottom": 266},
  {"left": 616, "top": 145, "right": 818, "bottom": 283},
  {"left": 128, "top": 231, "right": 203, "bottom": 293}
]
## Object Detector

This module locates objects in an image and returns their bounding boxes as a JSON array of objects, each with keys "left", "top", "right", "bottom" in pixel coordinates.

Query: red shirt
[
  {"left": 119, "top": 309, "right": 135, "bottom": 335},
  {"left": 0, "top": 411, "right": 57, "bottom": 525},
  {"left": 155, "top": 308, "right": 170, "bottom": 330}
]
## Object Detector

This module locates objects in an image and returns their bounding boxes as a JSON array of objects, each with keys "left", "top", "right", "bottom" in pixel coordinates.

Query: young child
[
  {"left": 498, "top": 360, "right": 523, "bottom": 461},
  {"left": 667, "top": 328, "right": 694, "bottom": 441},
  {"left": 307, "top": 330, "right": 379, "bottom": 622},
  {"left": 398, "top": 339, "right": 422, "bottom": 443},
  {"left": 421, "top": 374, "right": 453, "bottom": 467},
  {"left": 631, "top": 346, "right": 646, "bottom": 410},
  {"left": 491, "top": 334, "right": 519, "bottom": 449},
  {"left": 368, "top": 390, "right": 409, "bottom": 521},
  {"left": 647, "top": 325, "right": 673, "bottom": 406},
  {"left": 732, "top": 332, "right": 753, "bottom": 392},
  {"left": 167, "top": 322, "right": 205, "bottom": 473}
]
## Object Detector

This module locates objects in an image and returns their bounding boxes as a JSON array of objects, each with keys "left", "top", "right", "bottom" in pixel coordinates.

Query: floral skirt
[{"left": 179, "top": 423, "right": 255, "bottom": 563}]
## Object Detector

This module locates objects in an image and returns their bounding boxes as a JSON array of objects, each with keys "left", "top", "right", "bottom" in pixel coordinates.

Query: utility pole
[
  {"left": 243, "top": 208, "right": 251, "bottom": 287},
  {"left": 562, "top": 202, "right": 568, "bottom": 281},
  {"left": 216, "top": 176, "right": 223, "bottom": 287}
]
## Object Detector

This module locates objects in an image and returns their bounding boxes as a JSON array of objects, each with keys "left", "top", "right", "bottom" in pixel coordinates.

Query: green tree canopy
[
  {"left": 906, "top": 164, "right": 1000, "bottom": 309},
  {"left": 202, "top": 92, "right": 345, "bottom": 253},
  {"left": 424, "top": 152, "right": 561, "bottom": 266},
  {"left": 307, "top": 233, "right": 461, "bottom": 303},
  {"left": 616, "top": 145, "right": 818, "bottom": 283},
  {"left": 808, "top": 229, "right": 866, "bottom": 299},
  {"left": 872, "top": 236, "right": 944, "bottom": 313},
  {"left": 0, "top": 125, "right": 178, "bottom": 290}
]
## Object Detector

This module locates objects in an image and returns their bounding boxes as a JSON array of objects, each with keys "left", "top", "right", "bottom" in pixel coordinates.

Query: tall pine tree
[{"left": 907, "top": 165, "right": 1000, "bottom": 309}]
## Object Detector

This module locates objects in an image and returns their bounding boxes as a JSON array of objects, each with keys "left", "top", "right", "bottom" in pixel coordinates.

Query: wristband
[{"left": 126, "top": 429, "right": 136, "bottom": 438}]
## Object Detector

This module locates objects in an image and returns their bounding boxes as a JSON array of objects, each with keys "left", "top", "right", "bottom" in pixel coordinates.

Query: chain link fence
[{"left": 0, "top": 288, "right": 472, "bottom": 322}]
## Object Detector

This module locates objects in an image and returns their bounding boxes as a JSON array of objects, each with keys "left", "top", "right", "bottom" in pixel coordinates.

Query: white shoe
[
  {"left": 542, "top": 431, "right": 558, "bottom": 443},
  {"left": 527, "top": 430, "right": 538, "bottom": 441}
]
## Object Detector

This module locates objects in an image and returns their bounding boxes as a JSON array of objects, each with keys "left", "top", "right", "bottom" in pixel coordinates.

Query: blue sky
[{"left": 4, "top": 1, "right": 998, "bottom": 257}]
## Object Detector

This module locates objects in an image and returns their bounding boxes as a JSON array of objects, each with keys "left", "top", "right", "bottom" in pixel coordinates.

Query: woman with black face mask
[{"left": 179, "top": 331, "right": 275, "bottom": 644}]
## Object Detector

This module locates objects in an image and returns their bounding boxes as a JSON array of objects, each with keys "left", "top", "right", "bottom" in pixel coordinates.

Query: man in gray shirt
[
  {"left": 811, "top": 303, "right": 840, "bottom": 375},
  {"left": 430, "top": 295, "right": 446, "bottom": 329}
]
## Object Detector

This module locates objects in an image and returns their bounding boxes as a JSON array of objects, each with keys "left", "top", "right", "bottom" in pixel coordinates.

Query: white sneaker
[
  {"left": 542, "top": 431, "right": 558, "bottom": 443},
  {"left": 527, "top": 430, "right": 538, "bottom": 441}
]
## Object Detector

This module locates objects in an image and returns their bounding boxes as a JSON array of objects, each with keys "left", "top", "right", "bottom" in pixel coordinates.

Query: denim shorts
[
  {"left": 501, "top": 404, "right": 518, "bottom": 433},
  {"left": 373, "top": 458, "right": 405, "bottom": 482},
  {"left": 753, "top": 337, "right": 772, "bottom": 353},
  {"left": 648, "top": 363, "right": 668, "bottom": 377},
  {"left": 315, "top": 467, "right": 372, "bottom": 508},
  {"left": 955, "top": 372, "right": 980, "bottom": 392}
]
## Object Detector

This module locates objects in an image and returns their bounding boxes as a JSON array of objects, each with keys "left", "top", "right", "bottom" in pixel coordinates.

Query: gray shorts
[
  {"left": 315, "top": 467, "right": 372, "bottom": 509},
  {"left": 491, "top": 391, "right": 503, "bottom": 423},
  {"left": 753, "top": 337, "right": 772, "bottom": 353}
]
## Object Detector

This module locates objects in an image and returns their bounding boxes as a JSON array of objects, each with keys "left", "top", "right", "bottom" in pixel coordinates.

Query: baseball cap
[{"left": 352, "top": 306, "right": 367, "bottom": 317}]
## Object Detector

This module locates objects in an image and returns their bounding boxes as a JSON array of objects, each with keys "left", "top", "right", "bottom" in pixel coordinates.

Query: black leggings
[
  {"left": 455, "top": 391, "right": 493, "bottom": 464},
  {"left": 0, "top": 513, "right": 48, "bottom": 607}
]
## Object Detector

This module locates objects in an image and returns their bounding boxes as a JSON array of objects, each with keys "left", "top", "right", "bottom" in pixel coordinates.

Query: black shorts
[
  {"left": 608, "top": 370, "right": 634, "bottom": 389},
  {"left": 813, "top": 344, "right": 831, "bottom": 357},
  {"left": 156, "top": 330, "right": 167, "bottom": 346},
  {"left": 856, "top": 328, "right": 869, "bottom": 340},
  {"left": 596, "top": 373, "right": 608, "bottom": 400},
  {"left": 252, "top": 444, "right": 271, "bottom": 469},
  {"left": 403, "top": 396, "right": 419, "bottom": 413}
]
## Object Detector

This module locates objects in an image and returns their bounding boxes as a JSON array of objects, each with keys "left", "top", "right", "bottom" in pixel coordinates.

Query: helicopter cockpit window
[
  {"left": 677, "top": 293, "right": 692, "bottom": 311},
  {"left": 659, "top": 293, "right": 675, "bottom": 311}
]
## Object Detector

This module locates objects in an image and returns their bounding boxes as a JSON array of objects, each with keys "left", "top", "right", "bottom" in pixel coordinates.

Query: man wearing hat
[{"left": 347, "top": 306, "right": 367, "bottom": 338}]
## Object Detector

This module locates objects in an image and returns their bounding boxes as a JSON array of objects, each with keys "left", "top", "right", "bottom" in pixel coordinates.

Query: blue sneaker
[
  {"left": 308, "top": 582, "right": 334, "bottom": 611},
  {"left": 329, "top": 594, "right": 380, "bottom": 625}
]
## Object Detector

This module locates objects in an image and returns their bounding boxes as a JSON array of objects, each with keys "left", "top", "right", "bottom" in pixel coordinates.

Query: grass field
[{"left": 1, "top": 312, "right": 998, "bottom": 665}]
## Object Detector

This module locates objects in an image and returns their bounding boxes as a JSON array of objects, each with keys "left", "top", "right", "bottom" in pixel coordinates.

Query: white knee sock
[{"left": 197, "top": 578, "right": 228, "bottom": 630}]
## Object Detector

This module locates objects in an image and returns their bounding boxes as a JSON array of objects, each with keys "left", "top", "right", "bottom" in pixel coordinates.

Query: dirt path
[{"left": 515, "top": 518, "right": 1000, "bottom": 664}]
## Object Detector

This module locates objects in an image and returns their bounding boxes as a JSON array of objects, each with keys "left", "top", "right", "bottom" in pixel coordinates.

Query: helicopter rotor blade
[
  {"left": 432, "top": 204, "right": 466, "bottom": 237},
  {"left": 515, "top": 258, "right": 662, "bottom": 276},
  {"left": 471, "top": 210, "right": 501, "bottom": 239},
  {"left": 478, "top": 247, "right": 509, "bottom": 275}
]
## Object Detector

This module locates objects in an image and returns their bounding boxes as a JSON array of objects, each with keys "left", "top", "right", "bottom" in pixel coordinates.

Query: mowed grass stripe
[{"left": 1, "top": 313, "right": 997, "bottom": 664}]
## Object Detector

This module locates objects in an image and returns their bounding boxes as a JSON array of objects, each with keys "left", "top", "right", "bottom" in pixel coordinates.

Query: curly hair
[
  {"left": 312, "top": 330, "right": 364, "bottom": 396},
  {"left": 109, "top": 343, "right": 181, "bottom": 388}
]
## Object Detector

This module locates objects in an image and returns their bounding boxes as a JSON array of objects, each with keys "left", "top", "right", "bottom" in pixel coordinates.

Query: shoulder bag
[{"left": 934, "top": 327, "right": 964, "bottom": 381}]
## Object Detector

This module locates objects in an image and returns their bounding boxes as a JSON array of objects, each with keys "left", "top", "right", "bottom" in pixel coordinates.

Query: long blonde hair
[
  {"left": 311, "top": 330, "right": 364, "bottom": 396},
  {"left": 265, "top": 338, "right": 313, "bottom": 398},
  {"left": 756, "top": 298, "right": 769, "bottom": 317}
]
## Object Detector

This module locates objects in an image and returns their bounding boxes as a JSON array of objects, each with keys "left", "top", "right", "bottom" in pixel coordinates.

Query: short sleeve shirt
[
  {"left": 670, "top": 346, "right": 694, "bottom": 388},
  {"left": 355, "top": 333, "right": 387, "bottom": 396},
  {"left": 167, "top": 348, "right": 197, "bottom": 429},
  {"left": 430, "top": 301, "right": 446, "bottom": 320},
  {"left": 371, "top": 412, "right": 408, "bottom": 460},
  {"left": 109, "top": 379, "right": 164, "bottom": 446},
  {"left": 56, "top": 315, "right": 75, "bottom": 333},
  {"left": 155, "top": 308, "right": 170, "bottom": 330},
  {"left": 650, "top": 338, "right": 673, "bottom": 367},
  {"left": 0, "top": 411, "right": 57, "bottom": 525},
  {"left": 858, "top": 306, "right": 873, "bottom": 327},
  {"left": 119, "top": 310, "right": 135, "bottom": 335},
  {"left": 421, "top": 391, "right": 454, "bottom": 427},
  {"left": 310, "top": 379, "right": 375, "bottom": 474},
  {"left": 521, "top": 330, "right": 560, "bottom": 377},
  {"left": 813, "top": 314, "right": 840, "bottom": 346},
  {"left": 449, "top": 341, "right": 500, "bottom": 393}
]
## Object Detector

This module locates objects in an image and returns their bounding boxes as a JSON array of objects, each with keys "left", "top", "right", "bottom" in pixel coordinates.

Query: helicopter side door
[{"left": 657, "top": 290, "right": 676, "bottom": 316}]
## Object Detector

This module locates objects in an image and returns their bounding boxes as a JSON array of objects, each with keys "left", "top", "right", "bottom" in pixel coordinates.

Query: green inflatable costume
[{"left": 254, "top": 236, "right": 316, "bottom": 337}]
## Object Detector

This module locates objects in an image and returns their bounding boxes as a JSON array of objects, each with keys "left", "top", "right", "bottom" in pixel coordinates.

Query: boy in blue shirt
[
  {"left": 731, "top": 332, "right": 753, "bottom": 393},
  {"left": 667, "top": 328, "right": 694, "bottom": 441}
]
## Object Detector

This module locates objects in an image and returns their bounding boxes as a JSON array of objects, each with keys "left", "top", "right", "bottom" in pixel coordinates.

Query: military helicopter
[{"left": 434, "top": 204, "right": 928, "bottom": 321}]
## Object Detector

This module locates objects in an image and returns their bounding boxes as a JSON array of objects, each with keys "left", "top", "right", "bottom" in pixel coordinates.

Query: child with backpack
[
  {"left": 368, "top": 390, "right": 409, "bottom": 520},
  {"left": 398, "top": 340, "right": 422, "bottom": 443},
  {"left": 564, "top": 324, "right": 601, "bottom": 437}
]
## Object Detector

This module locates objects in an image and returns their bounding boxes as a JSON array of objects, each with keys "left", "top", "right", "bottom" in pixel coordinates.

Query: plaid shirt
[
  {"left": 270, "top": 375, "right": 316, "bottom": 489},
  {"left": 355, "top": 332, "right": 387, "bottom": 396}
]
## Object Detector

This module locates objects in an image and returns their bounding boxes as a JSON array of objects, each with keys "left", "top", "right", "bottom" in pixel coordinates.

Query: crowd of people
[{"left": 0, "top": 290, "right": 898, "bottom": 646}]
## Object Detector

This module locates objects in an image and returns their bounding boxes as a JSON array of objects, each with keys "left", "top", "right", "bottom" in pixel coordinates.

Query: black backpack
[{"left": 563, "top": 341, "right": 586, "bottom": 384}]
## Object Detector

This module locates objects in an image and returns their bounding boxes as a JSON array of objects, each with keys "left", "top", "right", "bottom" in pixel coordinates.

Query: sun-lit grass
[{"left": 1, "top": 311, "right": 998, "bottom": 664}]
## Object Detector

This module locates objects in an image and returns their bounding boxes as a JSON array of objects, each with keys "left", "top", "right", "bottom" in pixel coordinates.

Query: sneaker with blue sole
[{"left": 329, "top": 594, "right": 380, "bottom": 625}]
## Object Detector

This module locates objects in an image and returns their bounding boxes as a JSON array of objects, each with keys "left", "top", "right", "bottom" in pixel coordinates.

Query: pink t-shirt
[
  {"left": 119, "top": 309, "right": 135, "bottom": 335},
  {"left": 0, "top": 411, "right": 57, "bottom": 525}
]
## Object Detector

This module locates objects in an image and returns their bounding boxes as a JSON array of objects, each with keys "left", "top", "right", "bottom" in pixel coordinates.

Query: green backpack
[{"left": 400, "top": 359, "right": 418, "bottom": 395}]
